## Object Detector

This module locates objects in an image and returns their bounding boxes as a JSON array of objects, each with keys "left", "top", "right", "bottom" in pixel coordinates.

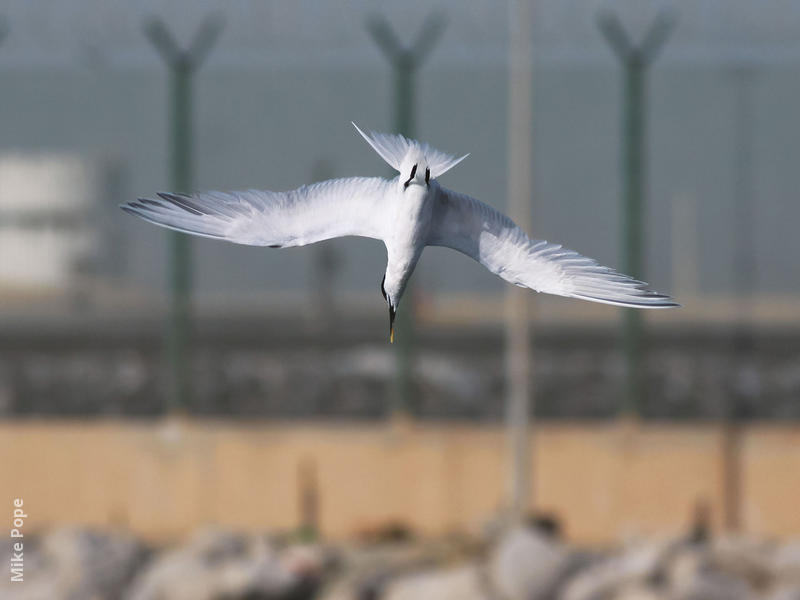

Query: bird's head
[{"left": 400, "top": 153, "right": 431, "bottom": 191}]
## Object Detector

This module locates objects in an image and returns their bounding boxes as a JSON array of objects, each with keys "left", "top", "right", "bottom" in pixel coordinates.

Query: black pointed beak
[{"left": 388, "top": 304, "right": 396, "bottom": 343}]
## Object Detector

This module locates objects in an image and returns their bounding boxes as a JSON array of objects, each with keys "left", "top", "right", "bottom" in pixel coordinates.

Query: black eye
[{"left": 425, "top": 168, "right": 430, "bottom": 184}]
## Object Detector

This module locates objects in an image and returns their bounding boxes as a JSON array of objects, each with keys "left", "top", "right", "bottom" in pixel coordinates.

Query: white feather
[
  {"left": 427, "top": 187, "right": 678, "bottom": 308},
  {"left": 352, "top": 122, "right": 468, "bottom": 179},
  {"left": 122, "top": 177, "right": 390, "bottom": 247}
]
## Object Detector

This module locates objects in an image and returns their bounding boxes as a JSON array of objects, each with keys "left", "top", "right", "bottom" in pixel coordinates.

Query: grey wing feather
[
  {"left": 427, "top": 187, "right": 678, "bottom": 309},
  {"left": 121, "top": 177, "right": 390, "bottom": 247}
]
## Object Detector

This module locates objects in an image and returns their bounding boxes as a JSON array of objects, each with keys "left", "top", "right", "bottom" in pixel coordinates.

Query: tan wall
[{"left": 1, "top": 419, "right": 798, "bottom": 544}]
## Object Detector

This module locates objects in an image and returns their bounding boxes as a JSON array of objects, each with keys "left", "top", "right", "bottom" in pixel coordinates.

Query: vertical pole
[
  {"left": 506, "top": 0, "right": 534, "bottom": 523},
  {"left": 168, "top": 60, "right": 193, "bottom": 412},
  {"left": 597, "top": 10, "right": 675, "bottom": 416},
  {"left": 723, "top": 65, "right": 756, "bottom": 533},
  {"left": 309, "top": 159, "right": 338, "bottom": 336},
  {"left": 393, "top": 56, "right": 416, "bottom": 415},
  {"left": 621, "top": 58, "right": 644, "bottom": 414},
  {"left": 0, "top": 18, "right": 6, "bottom": 289},
  {"left": 671, "top": 193, "right": 699, "bottom": 299},
  {"left": 366, "top": 14, "right": 445, "bottom": 417},
  {"left": 395, "top": 57, "right": 414, "bottom": 135},
  {"left": 144, "top": 15, "right": 224, "bottom": 412},
  {"left": 297, "top": 457, "right": 320, "bottom": 542},
  {"left": 0, "top": 19, "right": 7, "bottom": 235},
  {"left": 731, "top": 66, "right": 756, "bottom": 338}
]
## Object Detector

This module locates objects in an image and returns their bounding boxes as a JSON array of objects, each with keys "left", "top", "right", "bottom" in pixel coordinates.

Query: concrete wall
[{"left": 1, "top": 419, "right": 798, "bottom": 544}]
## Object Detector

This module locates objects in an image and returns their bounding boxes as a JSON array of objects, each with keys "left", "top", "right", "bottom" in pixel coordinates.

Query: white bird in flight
[{"left": 122, "top": 123, "right": 678, "bottom": 342}]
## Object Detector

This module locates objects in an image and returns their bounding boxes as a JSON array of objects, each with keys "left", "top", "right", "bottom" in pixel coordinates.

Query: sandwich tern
[{"left": 122, "top": 123, "right": 678, "bottom": 342}]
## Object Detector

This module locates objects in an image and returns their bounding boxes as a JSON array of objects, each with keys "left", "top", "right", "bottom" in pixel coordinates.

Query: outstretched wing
[
  {"left": 427, "top": 188, "right": 678, "bottom": 308},
  {"left": 122, "top": 177, "right": 391, "bottom": 247}
]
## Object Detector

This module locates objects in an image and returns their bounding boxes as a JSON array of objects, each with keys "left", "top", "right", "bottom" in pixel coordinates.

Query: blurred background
[{"left": 1, "top": 1, "right": 800, "bottom": 599}]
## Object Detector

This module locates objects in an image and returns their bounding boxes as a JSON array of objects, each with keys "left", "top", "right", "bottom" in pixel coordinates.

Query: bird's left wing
[
  {"left": 122, "top": 177, "right": 390, "bottom": 247},
  {"left": 427, "top": 188, "right": 677, "bottom": 308}
]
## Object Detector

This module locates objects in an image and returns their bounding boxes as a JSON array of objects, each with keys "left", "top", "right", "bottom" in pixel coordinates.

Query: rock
[
  {"left": 664, "top": 542, "right": 755, "bottom": 600},
  {"left": 489, "top": 527, "right": 573, "bottom": 600},
  {"left": 612, "top": 583, "right": 663, "bottom": 600},
  {"left": 125, "top": 529, "right": 324, "bottom": 600},
  {"left": 0, "top": 527, "right": 148, "bottom": 600},
  {"left": 382, "top": 565, "right": 485, "bottom": 600},
  {"left": 325, "top": 540, "right": 454, "bottom": 600},
  {"left": 709, "top": 535, "right": 774, "bottom": 590},
  {"left": 562, "top": 541, "right": 671, "bottom": 600},
  {"left": 665, "top": 547, "right": 707, "bottom": 592},
  {"left": 671, "top": 570, "right": 753, "bottom": 600},
  {"left": 772, "top": 541, "right": 800, "bottom": 585},
  {"left": 765, "top": 584, "right": 800, "bottom": 600}
]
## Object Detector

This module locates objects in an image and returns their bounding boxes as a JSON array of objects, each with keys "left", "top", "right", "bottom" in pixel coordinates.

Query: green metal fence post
[
  {"left": 597, "top": 9, "right": 675, "bottom": 416},
  {"left": 144, "top": 15, "right": 224, "bottom": 413},
  {"left": 366, "top": 13, "right": 446, "bottom": 416}
]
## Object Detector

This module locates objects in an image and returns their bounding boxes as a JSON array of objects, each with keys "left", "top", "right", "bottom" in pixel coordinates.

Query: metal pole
[
  {"left": 731, "top": 65, "right": 756, "bottom": 341},
  {"left": 670, "top": 192, "right": 699, "bottom": 299},
  {"left": 366, "top": 14, "right": 446, "bottom": 416},
  {"left": 394, "top": 53, "right": 415, "bottom": 418},
  {"left": 0, "top": 21, "right": 6, "bottom": 234},
  {"left": 309, "top": 159, "right": 339, "bottom": 336},
  {"left": 506, "top": 0, "right": 534, "bottom": 523},
  {"left": 722, "top": 64, "right": 757, "bottom": 533},
  {"left": 144, "top": 15, "right": 224, "bottom": 412},
  {"left": 170, "top": 60, "right": 192, "bottom": 413},
  {"left": 597, "top": 9, "right": 675, "bottom": 416}
]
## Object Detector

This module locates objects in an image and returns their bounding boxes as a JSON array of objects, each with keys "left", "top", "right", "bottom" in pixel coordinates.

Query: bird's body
[
  {"left": 123, "top": 123, "right": 677, "bottom": 340},
  {"left": 383, "top": 173, "right": 435, "bottom": 305}
]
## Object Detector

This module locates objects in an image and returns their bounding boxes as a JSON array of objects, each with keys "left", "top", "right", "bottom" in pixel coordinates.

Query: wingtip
[
  {"left": 352, "top": 121, "right": 375, "bottom": 147},
  {"left": 570, "top": 292, "right": 681, "bottom": 309},
  {"left": 351, "top": 121, "right": 367, "bottom": 138},
  {"left": 453, "top": 152, "right": 470, "bottom": 167},
  {"left": 156, "top": 191, "right": 182, "bottom": 202},
  {"left": 648, "top": 302, "right": 681, "bottom": 309},
  {"left": 636, "top": 293, "right": 682, "bottom": 309},
  {"left": 120, "top": 200, "right": 149, "bottom": 215},
  {"left": 432, "top": 152, "right": 470, "bottom": 178},
  {"left": 645, "top": 293, "right": 681, "bottom": 308}
]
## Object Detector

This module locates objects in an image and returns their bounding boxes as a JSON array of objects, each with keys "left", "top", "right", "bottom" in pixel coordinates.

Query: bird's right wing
[
  {"left": 427, "top": 188, "right": 677, "bottom": 308},
  {"left": 121, "top": 177, "right": 391, "bottom": 247}
]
